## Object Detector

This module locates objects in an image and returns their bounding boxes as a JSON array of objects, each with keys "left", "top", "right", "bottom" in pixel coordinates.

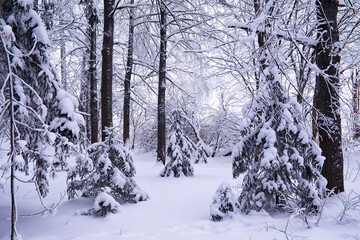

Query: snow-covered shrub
[
  {"left": 232, "top": 66, "right": 326, "bottom": 214},
  {"left": 210, "top": 181, "right": 237, "bottom": 221},
  {"left": 86, "top": 189, "right": 121, "bottom": 217},
  {"left": 160, "top": 111, "right": 194, "bottom": 177},
  {"left": 194, "top": 140, "right": 208, "bottom": 164},
  {"left": 67, "top": 128, "right": 148, "bottom": 205}
]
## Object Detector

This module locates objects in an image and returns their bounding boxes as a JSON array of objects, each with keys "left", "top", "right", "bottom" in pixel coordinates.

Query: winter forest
[{"left": 1, "top": 0, "right": 360, "bottom": 239}]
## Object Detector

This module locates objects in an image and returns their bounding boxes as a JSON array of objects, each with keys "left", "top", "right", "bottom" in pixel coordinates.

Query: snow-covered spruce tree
[
  {"left": 160, "top": 110, "right": 194, "bottom": 177},
  {"left": 0, "top": 0, "right": 83, "bottom": 195},
  {"left": 67, "top": 128, "right": 148, "bottom": 216},
  {"left": 210, "top": 181, "right": 237, "bottom": 221},
  {"left": 1, "top": 1, "right": 83, "bottom": 238},
  {"left": 194, "top": 140, "right": 208, "bottom": 164},
  {"left": 85, "top": 188, "right": 121, "bottom": 217},
  {"left": 232, "top": 66, "right": 327, "bottom": 214}
]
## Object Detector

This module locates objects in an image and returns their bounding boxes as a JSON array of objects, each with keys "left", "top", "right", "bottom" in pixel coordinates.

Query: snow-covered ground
[{"left": 1, "top": 151, "right": 360, "bottom": 240}]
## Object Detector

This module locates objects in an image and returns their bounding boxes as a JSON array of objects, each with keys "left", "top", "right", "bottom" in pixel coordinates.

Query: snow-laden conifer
[
  {"left": 210, "top": 181, "right": 237, "bottom": 221},
  {"left": 67, "top": 128, "right": 148, "bottom": 211},
  {"left": 0, "top": 0, "right": 83, "bottom": 197},
  {"left": 85, "top": 188, "right": 121, "bottom": 217},
  {"left": 232, "top": 66, "right": 327, "bottom": 214},
  {"left": 160, "top": 110, "right": 194, "bottom": 177},
  {"left": 194, "top": 140, "right": 208, "bottom": 164}
]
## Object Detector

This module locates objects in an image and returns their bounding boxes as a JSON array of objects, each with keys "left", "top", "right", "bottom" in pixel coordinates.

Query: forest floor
[{"left": 1, "top": 150, "right": 360, "bottom": 240}]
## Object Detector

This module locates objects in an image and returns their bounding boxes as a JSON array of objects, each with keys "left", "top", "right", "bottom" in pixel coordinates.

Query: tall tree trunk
[
  {"left": 10, "top": 75, "right": 17, "bottom": 240},
  {"left": 60, "top": 40, "right": 67, "bottom": 89},
  {"left": 157, "top": 0, "right": 167, "bottom": 165},
  {"left": 315, "top": 0, "right": 344, "bottom": 193},
  {"left": 87, "top": 0, "right": 99, "bottom": 143},
  {"left": 101, "top": 0, "right": 114, "bottom": 141},
  {"left": 80, "top": 53, "right": 91, "bottom": 140},
  {"left": 123, "top": 0, "right": 135, "bottom": 145},
  {"left": 253, "top": 0, "right": 272, "bottom": 89},
  {"left": 352, "top": 69, "right": 360, "bottom": 139},
  {"left": 2, "top": 31, "right": 19, "bottom": 240},
  {"left": 1, "top": 14, "right": 18, "bottom": 237}
]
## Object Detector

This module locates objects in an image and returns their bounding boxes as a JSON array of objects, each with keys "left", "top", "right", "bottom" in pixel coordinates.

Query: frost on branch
[
  {"left": 210, "top": 181, "right": 237, "bottom": 221},
  {"left": 67, "top": 128, "right": 148, "bottom": 210},
  {"left": 232, "top": 66, "right": 326, "bottom": 214},
  {"left": 160, "top": 110, "right": 194, "bottom": 177}
]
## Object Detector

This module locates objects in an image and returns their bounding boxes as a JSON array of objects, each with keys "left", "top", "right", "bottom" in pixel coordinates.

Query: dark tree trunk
[
  {"left": 157, "top": 0, "right": 167, "bottom": 165},
  {"left": 253, "top": 0, "right": 271, "bottom": 89},
  {"left": 10, "top": 81, "right": 17, "bottom": 240},
  {"left": 123, "top": 0, "right": 135, "bottom": 145},
  {"left": 79, "top": 53, "right": 91, "bottom": 140},
  {"left": 253, "top": 0, "right": 264, "bottom": 89},
  {"left": 87, "top": 0, "right": 99, "bottom": 143},
  {"left": 352, "top": 69, "right": 360, "bottom": 139},
  {"left": 315, "top": 0, "right": 344, "bottom": 193},
  {"left": 60, "top": 40, "right": 67, "bottom": 89},
  {"left": 101, "top": 0, "right": 114, "bottom": 141}
]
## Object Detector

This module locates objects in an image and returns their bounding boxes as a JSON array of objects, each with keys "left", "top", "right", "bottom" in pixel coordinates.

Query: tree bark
[
  {"left": 60, "top": 40, "right": 67, "bottom": 89},
  {"left": 87, "top": 0, "right": 99, "bottom": 143},
  {"left": 352, "top": 69, "right": 360, "bottom": 139},
  {"left": 123, "top": 0, "right": 135, "bottom": 145},
  {"left": 157, "top": 0, "right": 167, "bottom": 165},
  {"left": 101, "top": 0, "right": 115, "bottom": 141},
  {"left": 315, "top": 0, "right": 344, "bottom": 193},
  {"left": 79, "top": 53, "right": 91, "bottom": 140}
]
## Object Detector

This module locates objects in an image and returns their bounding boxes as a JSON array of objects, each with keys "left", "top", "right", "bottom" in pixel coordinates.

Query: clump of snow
[
  {"left": 28, "top": 9, "right": 50, "bottom": 45},
  {"left": 17, "top": 0, "right": 33, "bottom": 7},
  {"left": 0, "top": 24, "right": 16, "bottom": 47}
]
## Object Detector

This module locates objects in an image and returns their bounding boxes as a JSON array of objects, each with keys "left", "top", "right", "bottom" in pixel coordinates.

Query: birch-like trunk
[{"left": 123, "top": 0, "right": 135, "bottom": 145}]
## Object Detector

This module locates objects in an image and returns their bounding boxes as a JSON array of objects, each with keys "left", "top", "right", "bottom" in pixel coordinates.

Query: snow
[
  {"left": 93, "top": 191, "right": 121, "bottom": 212},
  {"left": 28, "top": 9, "right": 50, "bottom": 45},
  {"left": 1, "top": 152, "right": 360, "bottom": 240},
  {"left": 17, "top": 0, "right": 33, "bottom": 7}
]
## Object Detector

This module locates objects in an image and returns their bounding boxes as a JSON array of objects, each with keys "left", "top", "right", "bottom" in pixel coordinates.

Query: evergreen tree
[
  {"left": 67, "top": 128, "right": 148, "bottom": 215},
  {"left": 232, "top": 66, "right": 327, "bottom": 214},
  {"left": 0, "top": 0, "right": 83, "bottom": 238},
  {"left": 210, "top": 181, "right": 237, "bottom": 221},
  {"left": 85, "top": 188, "right": 120, "bottom": 217},
  {"left": 194, "top": 140, "right": 208, "bottom": 164},
  {"left": 0, "top": 0, "right": 83, "bottom": 196},
  {"left": 160, "top": 111, "right": 194, "bottom": 177}
]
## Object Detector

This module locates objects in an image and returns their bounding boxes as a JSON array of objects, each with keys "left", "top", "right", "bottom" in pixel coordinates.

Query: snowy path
[{"left": 1, "top": 152, "right": 360, "bottom": 239}]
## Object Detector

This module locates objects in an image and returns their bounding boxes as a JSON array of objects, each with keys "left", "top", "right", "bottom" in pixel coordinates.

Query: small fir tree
[
  {"left": 85, "top": 188, "right": 121, "bottom": 217},
  {"left": 67, "top": 128, "right": 148, "bottom": 215},
  {"left": 194, "top": 140, "right": 208, "bottom": 164},
  {"left": 232, "top": 66, "right": 326, "bottom": 214},
  {"left": 160, "top": 110, "right": 194, "bottom": 177},
  {"left": 210, "top": 181, "right": 237, "bottom": 221}
]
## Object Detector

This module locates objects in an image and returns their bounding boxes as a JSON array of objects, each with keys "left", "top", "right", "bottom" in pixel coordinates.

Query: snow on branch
[{"left": 227, "top": 23, "right": 317, "bottom": 48}]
